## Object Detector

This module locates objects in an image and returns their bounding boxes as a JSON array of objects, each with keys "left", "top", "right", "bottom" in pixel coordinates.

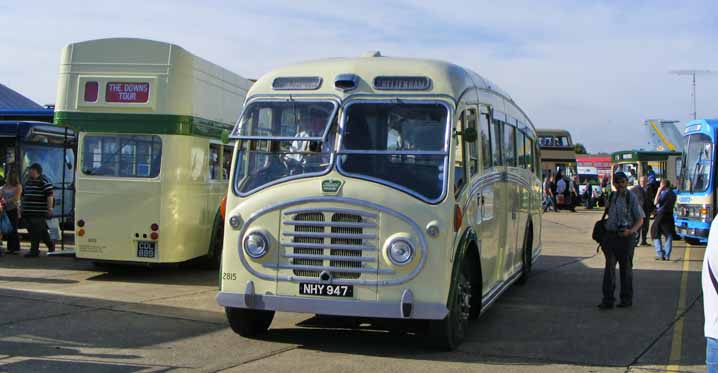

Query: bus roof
[
  {"left": 54, "top": 38, "right": 252, "bottom": 137},
  {"left": 246, "top": 55, "right": 534, "bottom": 130},
  {"left": 684, "top": 118, "right": 718, "bottom": 137},
  {"left": 535, "top": 129, "right": 572, "bottom": 137},
  {"left": 611, "top": 150, "right": 682, "bottom": 162},
  {"left": 0, "top": 120, "right": 74, "bottom": 140}
]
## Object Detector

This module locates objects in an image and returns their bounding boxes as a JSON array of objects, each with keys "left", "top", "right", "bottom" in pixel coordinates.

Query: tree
[{"left": 574, "top": 143, "right": 587, "bottom": 154}]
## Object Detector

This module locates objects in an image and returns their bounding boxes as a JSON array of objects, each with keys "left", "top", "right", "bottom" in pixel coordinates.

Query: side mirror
[{"left": 462, "top": 127, "right": 478, "bottom": 143}]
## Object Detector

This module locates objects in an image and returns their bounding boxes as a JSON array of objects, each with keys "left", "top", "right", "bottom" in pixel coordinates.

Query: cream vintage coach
[{"left": 217, "top": 54, "right": 543, "bottom": 349}]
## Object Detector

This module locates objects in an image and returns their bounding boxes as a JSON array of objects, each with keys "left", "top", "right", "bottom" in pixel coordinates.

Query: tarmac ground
[{"left": 0, "top": 208, "right": 707, "bottom": 372}]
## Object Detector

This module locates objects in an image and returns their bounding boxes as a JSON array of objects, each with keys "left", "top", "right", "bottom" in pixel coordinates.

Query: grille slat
[{"left": 284, "top": 208, "right": 378, "bottom": 280}]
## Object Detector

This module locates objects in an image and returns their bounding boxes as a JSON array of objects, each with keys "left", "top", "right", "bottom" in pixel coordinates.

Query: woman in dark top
[{"left": 651, "top": 179, "right": 677, "bottom": 261}]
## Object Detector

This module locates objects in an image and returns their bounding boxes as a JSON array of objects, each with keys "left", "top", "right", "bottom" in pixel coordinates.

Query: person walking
[
  {"left": 630, "top": 176, "right": 651, "bottom": 246},
  {"left": 556, "top": 172, "right": 567, "bottom": 210},
  {"left": 1, "top": 171, "right": 22, "bottom": 254},
  {"left": 651, "top": 179, "right": 677, "bottom": 261},
  {"left": 598, "top": 171, "right": 645, "bottom": 309},
  {"left": 703, "top": 215, "right": 718, "bottom": 372},
  {"left": 544, "top": 176, "right": 558, "bottom": 212},
  {"left": 20, "top": 163, "right": 55, "bottom": 257}
]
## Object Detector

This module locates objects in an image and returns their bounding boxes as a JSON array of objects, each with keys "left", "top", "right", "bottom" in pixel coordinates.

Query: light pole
[{"left": 669, "top": 69, "right": 715, "bottom": 120}]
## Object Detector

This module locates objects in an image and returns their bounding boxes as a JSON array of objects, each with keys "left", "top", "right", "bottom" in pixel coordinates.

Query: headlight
[
  {"left": 243, "top": 231, "right": 269, "bottom": 258},
  {"left": 387, "top": 239, "right": 414, "bottom": 266}
]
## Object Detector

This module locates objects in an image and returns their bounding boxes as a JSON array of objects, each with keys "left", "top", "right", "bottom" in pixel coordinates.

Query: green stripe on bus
[{"left": 54, "top": 112, "right": 235, "bottom": 139}]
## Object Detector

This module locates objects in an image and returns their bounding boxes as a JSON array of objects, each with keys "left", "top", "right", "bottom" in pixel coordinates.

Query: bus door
[{"left": 476, "top": 107, "right": 501, "bottom": 290}]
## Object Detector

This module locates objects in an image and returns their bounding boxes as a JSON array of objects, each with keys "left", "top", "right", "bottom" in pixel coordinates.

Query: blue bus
[
  {"left": 675, "top": 119, "right": 718, "bottom": 244},
  {"left": 0, "top": 109, "right": 76, "bottom": 230}
]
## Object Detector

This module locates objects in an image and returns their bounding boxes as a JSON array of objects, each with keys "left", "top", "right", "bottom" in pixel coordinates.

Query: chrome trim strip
[
  {"left": 282, "top": 253, "right": 375, "bottom": 262},
  {"left": 236, "top": 196, "right": 428, "bottom": 286},
  {"left": 283, "top": 207, "right": 378, "bottom": 219},
  {"left": 480, "top": 269, "right": 522, "bottom": 313},
  {"left": 263, "top": 263, "right": 394, "bottom": 274},
  {"left": 283, "top": 220, "right": 377, "bottom": 228},
  {"left": 216, "top": 291, "right": 448, "bottom": 320},
  {"left": 281, "top": 242, "right": 376, "bottom": 251},
  {"left": 338, "top": 150, "right": 448, "bottom": 156},
  {"left": 282, "top": 231, "right": 376, "bottom": 240},
  {"left": 335, "top": 99, "right": 452, "bottom": 205}
]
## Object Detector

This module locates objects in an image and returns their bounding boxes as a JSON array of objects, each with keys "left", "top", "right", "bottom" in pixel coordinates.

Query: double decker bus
[
  {"left": 536, "top": 129, "right": 576, "bottom": 179},
  {"left": 54, "top": 38, "right": 251, "bottom": 265},
  {"left": 675, "top": 119, "right": 718, "bottom": 244},
  {"left": 217, "top": 55, "right": 543, "bottom": 349}
]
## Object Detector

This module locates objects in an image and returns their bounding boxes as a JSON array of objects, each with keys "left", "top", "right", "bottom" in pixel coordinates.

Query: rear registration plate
[
  {"left": 137, "top": 241, "right": 156, "bottom": 258},
  {"left": 299, "top": 283, "right": 353, "bottom": 297}
]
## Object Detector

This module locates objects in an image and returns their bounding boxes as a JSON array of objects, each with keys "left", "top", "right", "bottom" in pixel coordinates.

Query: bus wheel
[
  {"left": 225, "top": 307, "right": 274, "bottom": 337},
  {"left": 428, "top": 259, "right": 471, "bottom": 350},
  {"left": 204, "top": 213, "right": 224, "bottom": 269},
  {"left": 517, "top": 224, "right": 533, "bottom": 285}
]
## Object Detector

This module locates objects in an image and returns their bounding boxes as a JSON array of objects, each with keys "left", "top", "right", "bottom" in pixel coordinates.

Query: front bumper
[
  {"left": 216, "top": 283, "right": 448, "bottom": 320},
  {"left": 675, "top": 218, "right": 709, "bottom": 242}
]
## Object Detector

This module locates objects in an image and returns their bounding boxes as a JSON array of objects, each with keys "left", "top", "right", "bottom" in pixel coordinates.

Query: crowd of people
[{"left": 543, "top": 171, "right": 609, "bottom": 213}]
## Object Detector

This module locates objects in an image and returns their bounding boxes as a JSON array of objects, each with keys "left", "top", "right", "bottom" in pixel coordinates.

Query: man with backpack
[{"left": 598, "top": 171, "right": 644, "bottom": 309}]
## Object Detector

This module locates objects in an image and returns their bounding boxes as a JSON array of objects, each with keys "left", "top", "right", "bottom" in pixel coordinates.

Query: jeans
[
  {"left": 5, "top": 209, "right": 20, "bottom": 253},
  {"left": 653, "top": 236, "right": 673, "bottom": 260},
  {"left": 601, "top": 233, "right": 635, "bottom": 305},
  {"left": 708, "top": 337, "right": 718, "bottom": 373},
  {"left": 26, "top": 216, "right": 54, "bottom": 255}
]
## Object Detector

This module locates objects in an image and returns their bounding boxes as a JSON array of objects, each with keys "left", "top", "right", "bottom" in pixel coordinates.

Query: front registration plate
[
  {"left": 299, "top": 283, "right": 353, "bottom": 297},
  {"left": 137, "top": 241, "right": 156, "bottom": 258}
]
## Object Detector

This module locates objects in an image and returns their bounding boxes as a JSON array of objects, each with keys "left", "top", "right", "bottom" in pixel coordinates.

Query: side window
[
  {"left": 479, "top": 112, "right": 492, "bottom": 170},
  {"left": 222, "top": 145, "right": 234, "bottom": 180},
  {"left": 209, "top": 143, "right": 221, "bottom": 180},
  {"left": 454, "top": 111, "right": 466, "bottom": 193},
  {"left": 491, "top": 119, "right": 502, "bottom": 167},
  {"left": 517, "top": 131, "right": 527, "bottom": 168},
  {"left": 503, "top": 124, "right": 516, "bottom": 167},
  {"left": 465, "top": 108, "right": 479, "bottom": 177},
  {"left": 526, "top": 137, "right": 535, "bottom": 173}
]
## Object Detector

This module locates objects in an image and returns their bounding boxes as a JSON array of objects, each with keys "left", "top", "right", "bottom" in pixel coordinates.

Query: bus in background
[
  {"left": 675, "top": 119, "right": 718, "bottom": 244},
  {"left": 577, "top": 166, "right": 603, "bottom": 206},
  {"left": 610, "top": 150, "right": 681, "bottom": 189},
  {"left": 536, "top": 129, "right": 576, "bottom": 179},
  {"left": 217, "top": 55, "right": 543, "bottom": 349},
  {"left": 55, "top": 38, "right": 251, "bottom": 265},
  {"left": 576, "top": 154, "right": 611, "bottom": 181},
  {"left": 0, "top": 109, "right": 76, "bottom": 231}
]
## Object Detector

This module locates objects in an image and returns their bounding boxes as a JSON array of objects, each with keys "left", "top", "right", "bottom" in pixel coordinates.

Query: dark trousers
[
  {"left": 639, "top": 210, "right": 650, "bottom": 243},
  {"left": 26, "top": 216, "right": 54, "bottom": 254},
  {"left": 5, "top": 209, "right": 20, "bottom": 252},
  {"left": 601, "top": 233, "right": 635, "bottom": 305}
]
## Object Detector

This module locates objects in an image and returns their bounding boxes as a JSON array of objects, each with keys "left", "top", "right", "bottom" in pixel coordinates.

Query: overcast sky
[{"left": 1, "top": 0, "right": 716, "bottom": 153}]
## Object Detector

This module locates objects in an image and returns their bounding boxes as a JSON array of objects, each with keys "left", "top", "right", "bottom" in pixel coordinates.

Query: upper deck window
[
  {"left": 337, "top": 102, "right": 449, "bottom": 202},
  {"left": 539, "top": 135, "right": 572, "bottom": 148}
]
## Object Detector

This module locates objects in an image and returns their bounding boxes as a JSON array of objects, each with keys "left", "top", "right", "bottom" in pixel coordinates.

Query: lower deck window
[{"left": 82, "top": 135, "right": 162, "bottom": 178}]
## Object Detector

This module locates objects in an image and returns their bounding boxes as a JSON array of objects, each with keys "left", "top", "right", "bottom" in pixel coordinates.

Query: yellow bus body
[
  {"left": 54, "top": 38, "right": 250, "bottom": 264},
  {"left": 217, "top": 55, "right": 543, "bottom": 345},
  {"left": 536, "top": 129, "right": 577, "bottom": 178}
]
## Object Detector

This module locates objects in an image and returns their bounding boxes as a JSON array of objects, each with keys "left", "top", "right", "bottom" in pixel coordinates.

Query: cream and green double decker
[
  {"left": 217, "top": 54, "right": 543, "bottom": 349},
  {"left": 55, "top": 38, "right": 251, "bottom": 265}
]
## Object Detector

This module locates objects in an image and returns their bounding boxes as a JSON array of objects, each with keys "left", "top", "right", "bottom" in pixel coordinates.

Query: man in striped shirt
[{"left": 20, "top": 163, "right": 55, "bottom": 257}]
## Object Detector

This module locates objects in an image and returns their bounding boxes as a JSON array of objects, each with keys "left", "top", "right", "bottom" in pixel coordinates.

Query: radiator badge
[{"left": 322, "top": 179, "right": 343, "bottom": 193}]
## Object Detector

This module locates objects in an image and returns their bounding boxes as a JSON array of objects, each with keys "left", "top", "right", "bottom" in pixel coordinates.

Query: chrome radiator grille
[{"left": 282, "top": 208, "right": 378, "bottom": 280}]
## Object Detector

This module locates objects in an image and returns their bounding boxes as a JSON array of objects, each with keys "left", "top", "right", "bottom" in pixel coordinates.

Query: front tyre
[
  {"left": 517, "top": 226, "right": 533, "bottom": 285},
  {"left": 225, "top": 307, "right": 274, "bottom": 337},
  {"left": 429, "top": 260, "right": 472, "bottom": 350}
]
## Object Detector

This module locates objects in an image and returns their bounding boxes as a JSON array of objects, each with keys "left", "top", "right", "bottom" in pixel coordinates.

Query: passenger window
[
  {"left": 526, "top": 137, "right": 534, "bottom": 172},
  {"left": 490, "top": 120, "right": 502, "bottom": 167},
  {"left": 503, "top": 124, "right": 516, "bottom": 167},
  {"left": 222, "top": 145, "right": 234, "bottom": 180},
  {"left": 517, "top": 131, "right": 527, "bottom": 168},
  {"left": 209, "top": 144, "right": 221, "bottom": 180},
  {"left": 454, "top": 111, "right": 466, "bottom": 193},
  {"left": 464, "top": 108, "right": 478, "bottom": 177},
  {"left": 479, "top": 112, "right": 491, "bottom": 170}
]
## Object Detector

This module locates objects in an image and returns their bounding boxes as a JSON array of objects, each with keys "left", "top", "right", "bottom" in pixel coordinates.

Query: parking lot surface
[{"left": 0, "top": 209, "right": 706, "bottom": 372}]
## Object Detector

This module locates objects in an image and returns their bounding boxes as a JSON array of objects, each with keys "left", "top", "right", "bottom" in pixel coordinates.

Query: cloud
[{"left": 1, "top": 0, "right": 716, "bottom": 152}]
